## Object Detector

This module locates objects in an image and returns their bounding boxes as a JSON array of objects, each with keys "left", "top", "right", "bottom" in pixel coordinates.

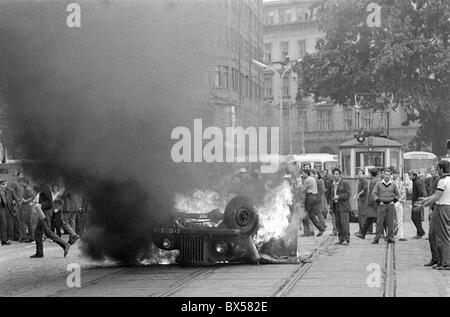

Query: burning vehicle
[{"left": 153, "top": 196, "right": 261, "bottom": 266}]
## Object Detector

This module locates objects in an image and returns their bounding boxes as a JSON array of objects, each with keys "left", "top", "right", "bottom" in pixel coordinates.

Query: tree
[{"left": 295, "top": 0, "right": 450, "bottom": 155}]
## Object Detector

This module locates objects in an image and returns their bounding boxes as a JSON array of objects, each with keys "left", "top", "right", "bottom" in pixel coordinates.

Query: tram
[{"left": 338, "top": 136, "right": 404, "bottom": 221}]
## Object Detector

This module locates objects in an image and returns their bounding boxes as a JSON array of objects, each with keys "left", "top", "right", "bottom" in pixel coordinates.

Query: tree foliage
[{"left": 296, "top": 0, "right": 450, "bottom": 155}]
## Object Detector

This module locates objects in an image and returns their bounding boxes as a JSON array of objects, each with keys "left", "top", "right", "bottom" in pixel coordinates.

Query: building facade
[{"left": 262, "top": 0, "right": 419, "bottom": 155}]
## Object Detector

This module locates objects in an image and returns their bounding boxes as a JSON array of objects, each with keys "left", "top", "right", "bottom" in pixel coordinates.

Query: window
[
  {"left": 279, "top": 8, "right": 291, "bottom": 23},
  {"left": 264, "top": 77, "right": 272, "bottom": 98},
  {"left": 265, "top": 11, "right": 275, "bottom": 24},
  {"left": 264, "top": 43, "right": 272, "bottom": 63},
  {"left": 298, "top": 109, "right": 307, "bottom": 132},
  {"left": 280, "top": 41, "right": 289, "bottom": 60},
  {"left": 223, "top": 66, "right": 229, "bottom": 89},
  {"left": 214, "top": 66, "right": 221, "bottom": 88},
  {"left": 298, "top": 39, "right": 306, "bottom": 58},
  {"left": 318, "top": 110, "right": 332, "bottom": 131},
  {"left": 282, "top": 76, "right": 290, "bottom": 96},
  {"left": 344, "top": 108, "right": 353, "bottom": 130},
  {"left": 362, "top": 110, "right": 372, "bottom": 130},
  {"left": 296, "top": 7, "right": 306, "bottom": 22}
]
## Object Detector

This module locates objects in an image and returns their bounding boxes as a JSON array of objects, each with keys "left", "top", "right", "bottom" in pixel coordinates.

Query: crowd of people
[
  {"left": 283, "top": 160, "right": 450, "bottom": 270},
  {"left": 0, "top": 171, "right": 89, "bottom": 258}
]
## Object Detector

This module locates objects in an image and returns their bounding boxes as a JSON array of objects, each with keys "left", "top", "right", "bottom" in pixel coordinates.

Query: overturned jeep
[{"left": 152, "top": 196, "right": 260, "bottom": 266}]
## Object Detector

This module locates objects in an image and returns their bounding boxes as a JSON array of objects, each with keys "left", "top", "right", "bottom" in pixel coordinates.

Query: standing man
[
  {"left": 331, "top": 168, "right": 352, "bottom": 245},
  {"left": 355, "top": 168, "right": 368, "bottom": 235},
  {"left": 0, "top": 180, "right": 11, "bottom": 245},
  {"left": 371, "top": 169, "right": 399, "bottom": 244},
  {"left": 8, "top": 172, "right": 26, "bottom": 242},
  {"left": 410, "top": 170, "right": 427, "bottom": 239},
  {"left": 30, "top": 183, "right": 70, "bottom": 258},
  {"left": 423, "top": 160, "right": 450, "bottom": 270},
  {"left": 355, "top": 168, "right": 380, "bottom": 240},
  {"left": 392, "top": 169, "right": 407, "bottom": 241},
  {"left": 302, "top": 169, "right": 326, "bottom": 236}
]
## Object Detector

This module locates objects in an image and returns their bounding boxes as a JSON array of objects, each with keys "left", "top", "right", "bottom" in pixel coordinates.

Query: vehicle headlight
[
  {"left": 162, "top": 238, "right": 172, "bottom": 249},
  {"left": 215, "top": 242, "right": 228, "bottom": 254}
]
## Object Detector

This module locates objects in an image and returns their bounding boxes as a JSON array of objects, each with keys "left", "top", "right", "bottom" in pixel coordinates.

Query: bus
[
  {"left": 404, "top": 151, "right": 438, "bottom": 176},
  {"left": 403, "top": 151, "right": 438, "bottom": 194}
]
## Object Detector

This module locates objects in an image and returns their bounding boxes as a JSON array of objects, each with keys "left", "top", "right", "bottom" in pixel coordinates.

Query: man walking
[
  {"left": 331, "top": 168, "right": 352, "bottom": 245},
  {"left": 60, "top": 187, "right": 81, "bottom": 245},
  {"left": 424, "top": 161, "right": 450, "bottom": 270},
  {"left": 355, "top": 168, "right": 368, "bottom": 235},
  {"left": 371, "top": 169, "right": 399, "bottom": 244},
  {"left": 302, "top": 169, "right": 326, "bottom": 236},
  {"left": 410, "top": 170, "right": 427, "bottom": 239},
  {"left": 30, "top": 183, "right": 70, "bottom": 258}
]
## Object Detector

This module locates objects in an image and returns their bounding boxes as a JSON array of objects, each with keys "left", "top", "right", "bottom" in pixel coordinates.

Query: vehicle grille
[{"left": 180, "top": 234, "right": 205, "bottom": 263}]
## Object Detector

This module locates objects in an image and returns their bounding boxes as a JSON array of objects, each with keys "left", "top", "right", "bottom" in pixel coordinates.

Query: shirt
[
  {"left": 436, "top": 176, "right": 450, "bottom": 205},
  {"left": 303, "top": 176, "right": 318, "bottom": 194}
]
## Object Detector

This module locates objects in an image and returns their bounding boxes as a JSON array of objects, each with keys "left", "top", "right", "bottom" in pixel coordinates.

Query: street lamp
[{"left": 252, "top": 58, "right": 301, "bottom": 155}]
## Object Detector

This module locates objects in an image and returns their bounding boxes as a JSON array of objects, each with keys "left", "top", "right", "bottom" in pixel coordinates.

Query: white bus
[
  {"left": 404, "top": 151, "right": 438, "bottom": 193},
  {"left": 404, "top": 151, "right": 438, "bottom": 176}
]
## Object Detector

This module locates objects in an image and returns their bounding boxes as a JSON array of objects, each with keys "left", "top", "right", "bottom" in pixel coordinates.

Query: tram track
[
  {"left": 383, "top": 242, "right": 396, "bottom": 297},
  {"left": 272, "top": 236, "right": 335, "bottom": 297}
]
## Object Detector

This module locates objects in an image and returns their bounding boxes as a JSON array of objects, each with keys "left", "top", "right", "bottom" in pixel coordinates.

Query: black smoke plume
[{"left": 0, "top": 0, "right": 222, "bottom": 263}]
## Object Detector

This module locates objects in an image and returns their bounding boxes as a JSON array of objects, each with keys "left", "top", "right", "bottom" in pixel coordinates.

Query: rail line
[
  {"left": 272, "top": 236, "right": 335, "bottom": 297},
  {"left": 152, "top": 267, "right": 215, "bottom": 297},
  {"left": 383, "top": 242, "right": 396, "bottom": 297}
]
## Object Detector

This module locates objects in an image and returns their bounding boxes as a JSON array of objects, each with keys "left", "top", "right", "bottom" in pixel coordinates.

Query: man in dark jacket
[
  {"left": 0, "top": 180, "right": 11, "bottom": 245},
  {"left": 331, "top": 168, "right": 352, "bottom": 245},
  {"left": 30, "top": 183, "right": 70, "bottom": 258},
  {"left": 355, "top": 168, "right": 381, "bottom": 240},
  {"left": 410, "top": 170, "right": 427, "bottom": 238}
]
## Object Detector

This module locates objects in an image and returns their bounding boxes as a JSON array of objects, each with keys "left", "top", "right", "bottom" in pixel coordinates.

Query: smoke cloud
[{"left": 0, "top": 0, "right": 227, "bottom": 263}]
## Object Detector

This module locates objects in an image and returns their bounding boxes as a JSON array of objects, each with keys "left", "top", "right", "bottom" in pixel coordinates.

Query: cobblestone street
[{"left": 1, "top": 205, "right": 448, "bottom": 297}]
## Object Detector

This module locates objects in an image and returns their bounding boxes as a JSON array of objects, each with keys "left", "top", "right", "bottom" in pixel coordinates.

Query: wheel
[{"left": 223, "top": 196, "right": 259, "bottom": 236}]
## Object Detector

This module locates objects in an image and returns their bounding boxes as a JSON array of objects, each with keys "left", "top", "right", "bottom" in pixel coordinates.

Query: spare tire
[{"left": 224, "top": 196, "right": 259, "bottom": 236}]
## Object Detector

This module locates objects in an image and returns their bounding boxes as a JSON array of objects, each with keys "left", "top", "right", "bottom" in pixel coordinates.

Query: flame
[
  {"left": 254, "top": 180, "right": 293, "bottom": 246},
  {"left": 174, "top": 189, "right": 226, "bottom": 214}
]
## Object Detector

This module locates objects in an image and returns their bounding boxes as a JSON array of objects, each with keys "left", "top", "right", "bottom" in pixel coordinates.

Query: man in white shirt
[{"left": 424, "top": 160, "right": 450, "bottom": 270}]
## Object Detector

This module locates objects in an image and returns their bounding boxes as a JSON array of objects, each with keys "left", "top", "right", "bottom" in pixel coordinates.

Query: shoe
[
  {"left": 399, "top": 238, "right": 407, "bottom": 241},
  {"left": 316, "top": 231, "right": 325, "bottom": 237},
  {"left": 30, "top": 254, "right": 43, "bottom": 258},
  {"left": 436, "top": 266, "right": 450, "bottom": 270},
  {"left": 1, "top": 241, "right": 11, "bottom": 245},
  {"left": 432, "top": 264, "right": 442, "bottom": 269},
  {"left": 424, "top": 261, "right": 438, "bottom": 267},
  {"left": 355, "top": 232, "right": 365, "bottom": 239},
  {"left": 64, "top": 244, "right": 70, "bottom": 258},
  {"left": 371, "top": 240, "right": 379, "bottom": 244},
  {"left": 69, "top": 235, "right": 80, "bottom": 245},
  {"left": 335, "top": 241, "right": 343, "bottom": 245}
]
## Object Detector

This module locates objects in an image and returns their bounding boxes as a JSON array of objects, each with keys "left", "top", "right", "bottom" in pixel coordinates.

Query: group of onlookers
[
  {"left": 281, "top": 160, "right": 450, "bottom": 270},
  {"left": 0, "top": 171, "right": 89, "bottom": 258}
]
